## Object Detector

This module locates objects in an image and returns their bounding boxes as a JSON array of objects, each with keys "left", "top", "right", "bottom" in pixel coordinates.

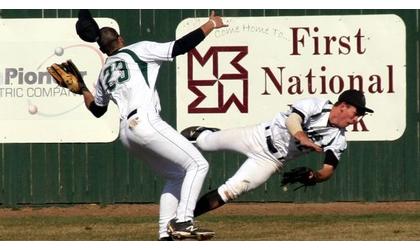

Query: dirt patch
[
  {"left": 1, "top": 201, "right": 420, "bottom": 218},
  {"left": 0, "top": 204, "right": 159, "bottom": 217},
  {"left": 212, "top": 201, "right": 420, "bottom": 216}
]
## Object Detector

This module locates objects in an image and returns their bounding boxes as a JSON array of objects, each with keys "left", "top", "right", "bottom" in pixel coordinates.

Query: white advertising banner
[
  {"left": 176, "top": 15, "right": 406, "bottom": 141},
  {"left": 0, "top": 18, "right": 120, "bottom": 143}
]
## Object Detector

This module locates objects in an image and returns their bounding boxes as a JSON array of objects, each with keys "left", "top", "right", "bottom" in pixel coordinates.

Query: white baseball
[
  {"left": 54, "top": 47, "right": 64, "bottom": 56},
  {"left": 282, "top": 186, "right": 288, "bottom": 192},
  {"left": 28, "top": 104, "right": 38, "bottom": 115}
]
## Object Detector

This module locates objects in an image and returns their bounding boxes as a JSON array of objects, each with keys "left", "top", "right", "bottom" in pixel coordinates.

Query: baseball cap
[
  {"left": 76, "top": 10, "right": 100, "bottom": 43},
  {"left": 338, "top": 89, "right": 374, "bottom": 116}
]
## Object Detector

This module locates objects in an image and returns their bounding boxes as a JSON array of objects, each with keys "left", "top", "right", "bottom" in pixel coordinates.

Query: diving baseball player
[
  {"left": 72, "top": 10, "right": 227, "bottom": 240},
  {"left": 180, "top": 89, "right": 374, "bottom": 216}
]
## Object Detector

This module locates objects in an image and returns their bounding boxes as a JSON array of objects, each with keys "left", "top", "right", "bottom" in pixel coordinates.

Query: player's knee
[
  {"left": 218, "top": 180, "right": 250, "bottom": 202},
  {"left": 186, "top": 157, "right": 209, "bottom": 173},
  {"left": 198, "top": 158, "right": 209, "bottom": 171},
  {"left": 200, "top": 160, "right": 209, "bottom": 174},
  {"left": 196, "top": 130, "right": 213, "bottom": 150}
]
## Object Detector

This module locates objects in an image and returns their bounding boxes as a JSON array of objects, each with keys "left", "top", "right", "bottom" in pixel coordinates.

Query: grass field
[{"left": 1, "top": 202, "right": 420, "bottom": 240}]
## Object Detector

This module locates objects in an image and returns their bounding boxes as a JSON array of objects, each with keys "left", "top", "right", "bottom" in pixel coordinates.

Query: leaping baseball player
[
  {"left": 180, "top": 90, "right": 374, "bottom": 217},
  {"left": 48, "top": 10, "right": 227, "bottom": 240}
]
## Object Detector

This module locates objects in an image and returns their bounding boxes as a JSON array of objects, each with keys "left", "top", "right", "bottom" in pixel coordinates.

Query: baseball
[
  {"left": 282, "top": 186, "right": 288, "bottom": 192},
  {"left": 54, "top": 47, "right": 64, "bottom": 56},
  {"left": 28, "top": 104, "right": 38, "bottom": 115}
]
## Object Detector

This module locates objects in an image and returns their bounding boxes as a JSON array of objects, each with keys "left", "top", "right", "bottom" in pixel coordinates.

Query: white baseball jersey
[
  {"left": 195, "top": 97, "right": 347, "bottom": 202},
  {"left": 94, "top": 41, "right": 174, "bottom": 119},
  {"left": 267, "top": 97, "right": 347, "bottom": 162}
]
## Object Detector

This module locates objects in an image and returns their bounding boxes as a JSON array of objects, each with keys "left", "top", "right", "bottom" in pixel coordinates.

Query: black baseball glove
[{"left": 281, "top": 166, "right": 317, "bottom": 191}]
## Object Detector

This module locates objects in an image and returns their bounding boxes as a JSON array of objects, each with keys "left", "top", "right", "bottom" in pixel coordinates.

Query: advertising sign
[
  {"left": 176, "top": 15, "right": 406, "bottom": 141},
  {"left": 0, "top": 18, "right": 120, "bottom": 143}
]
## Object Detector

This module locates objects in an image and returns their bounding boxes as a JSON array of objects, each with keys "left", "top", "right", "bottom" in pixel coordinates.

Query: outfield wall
[{"left": 0, "top": 9, "right": 418, "bottom": 206}]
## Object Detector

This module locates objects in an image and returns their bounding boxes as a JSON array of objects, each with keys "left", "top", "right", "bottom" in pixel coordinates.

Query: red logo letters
[{"left": 187, "top": 46, "right": 248, "bottom": 113}]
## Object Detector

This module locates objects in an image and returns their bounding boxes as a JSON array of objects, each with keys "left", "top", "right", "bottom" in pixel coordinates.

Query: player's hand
[
  {"left": 208, "top": 10, "right": 228, "bottom": 29},
  {"left": 294, "top": 131, "right": 322, "bottom": 153},
  {"left": 300, "top": 140, "right": 322, "bottom": 153}
]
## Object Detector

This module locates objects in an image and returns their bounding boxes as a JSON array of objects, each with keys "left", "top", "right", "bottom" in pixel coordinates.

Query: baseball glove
[
  {"left": 47, "top": 60, "right": 88, "bottom": 94},
  {"left": 281, "top": 166, "right": 316, "bottom": 191}
]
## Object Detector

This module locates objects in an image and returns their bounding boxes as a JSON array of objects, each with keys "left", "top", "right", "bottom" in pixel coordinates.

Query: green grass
[
  {"left": 1, "top": 213, "right": 420, "bottom": 240},
  {"left": 0, "top": 217, "right": 153, "bottom": 240},
  {"left": 204, "top": 214, "right": 420, "bottom": 240}
]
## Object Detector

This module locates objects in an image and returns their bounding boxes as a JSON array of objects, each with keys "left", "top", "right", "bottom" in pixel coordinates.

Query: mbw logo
[{"left": 187, "top": 46, "right": 248, "bottom": 113}]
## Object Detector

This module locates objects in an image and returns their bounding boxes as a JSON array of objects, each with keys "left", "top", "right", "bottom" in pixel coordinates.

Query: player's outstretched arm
[{"left": 171, "top": 10, "right": 228, "bottom": 58}]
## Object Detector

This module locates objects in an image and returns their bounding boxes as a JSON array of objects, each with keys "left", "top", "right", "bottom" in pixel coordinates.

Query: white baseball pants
[
  {"left": 196, "top": 124, "right": 282, "bottom": 202},
  {"left": 119, "top": 110, "right": 209, "bottom": 238}
]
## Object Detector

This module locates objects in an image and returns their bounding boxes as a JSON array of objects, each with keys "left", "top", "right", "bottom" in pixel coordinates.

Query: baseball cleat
[
  {"left": 180, "top": 126, "right": 220, "bottom": 142},
  {"left": 158, "top": 236, "right": 174, "bottom": 241},
  {"left": 167, "top": 219, "right": 215, "bottom": 241},
  {"left": 171, "top": 231, "right": 215, "bottom": 241}
]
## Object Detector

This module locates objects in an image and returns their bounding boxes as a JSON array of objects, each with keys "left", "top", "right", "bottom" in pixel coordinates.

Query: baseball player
[
  {"left": 180, "top": 89, "right": 374, "bottom": 216},
  {"left": 76, "top": 10, "right": 227, "bottom": 240}
]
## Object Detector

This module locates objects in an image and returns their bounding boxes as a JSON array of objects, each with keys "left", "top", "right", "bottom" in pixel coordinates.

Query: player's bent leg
[
  {"left": 194, "top": 189, "right": 226, "bottom": 217},
  {"left": 181, "top": 126, "right": 220, "bottom": 142},
  {"left": 218, "top": 180, "right": 249, "bottom": 202},
  {"left": 194, "top": 180, "right": 248, "bottom": 217},
  {"left": 127, "top": 114, "right": 215, "bottom": 238},
  {"left": 195, "top": 126, "right": 255, "bottom": 154},
  {"left": 204, "top": 158, "right": 277, "bottom": 209},
  {"left": 136, "top": 115, "right": 210, "bottom": 222}
]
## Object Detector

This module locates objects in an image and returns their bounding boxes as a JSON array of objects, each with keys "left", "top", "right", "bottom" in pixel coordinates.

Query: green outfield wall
[{"left": 0, "top": 9, "right": 418, "bottom": 206}]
